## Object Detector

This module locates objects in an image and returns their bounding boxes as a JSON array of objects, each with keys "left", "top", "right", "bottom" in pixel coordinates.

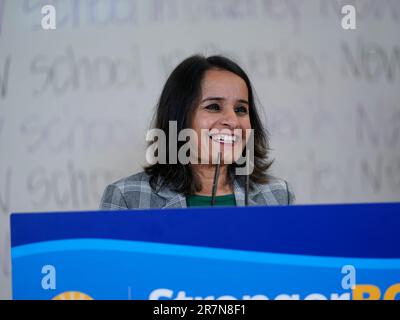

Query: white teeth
[{"left": 209, "top": 134, "right": 237, "bottom": 143}]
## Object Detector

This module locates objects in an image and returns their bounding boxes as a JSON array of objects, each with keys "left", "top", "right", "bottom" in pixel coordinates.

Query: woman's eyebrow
[
  {"left": 201, "top": 97, "right": 225, "bottom": 103},
  {"left": 237, "top": 99, "right": 249, "bottom": 105},
  {"left": 201, "top": 97, "right": 249, "bottom": 104}
]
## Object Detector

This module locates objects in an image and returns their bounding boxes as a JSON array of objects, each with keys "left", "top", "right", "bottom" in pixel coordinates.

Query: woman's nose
[{"left": 220, "top": 108, "right": 240, "bottom": 129}]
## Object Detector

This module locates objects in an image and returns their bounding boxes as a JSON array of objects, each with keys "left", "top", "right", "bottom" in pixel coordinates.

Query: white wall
[{"left": 1, "top": 0, "right": 399, "bottom": 299}]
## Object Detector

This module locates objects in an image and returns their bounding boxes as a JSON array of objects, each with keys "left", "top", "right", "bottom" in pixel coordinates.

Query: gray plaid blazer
[{"left": 99, "top": 171, "right": 295, "bottom": 209}]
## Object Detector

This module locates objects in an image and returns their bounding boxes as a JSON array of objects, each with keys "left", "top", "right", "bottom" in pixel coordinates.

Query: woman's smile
[{"left": 208, "top": 132, "right": 239, "bottom": 145}]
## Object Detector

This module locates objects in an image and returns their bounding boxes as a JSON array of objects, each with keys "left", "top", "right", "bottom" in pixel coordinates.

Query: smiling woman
[{"left": 99, "top": 55, "right": 295, "bottom": 209}]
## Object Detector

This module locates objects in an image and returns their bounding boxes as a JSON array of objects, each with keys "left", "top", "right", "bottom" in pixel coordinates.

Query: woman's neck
[{"left": 191, "top": 164, "right": 233, "bottom": 196}]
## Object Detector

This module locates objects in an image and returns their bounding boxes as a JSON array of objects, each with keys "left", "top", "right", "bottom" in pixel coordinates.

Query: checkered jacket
[{"left": 99, "top": 171, "right": 295, "bottom": 210}]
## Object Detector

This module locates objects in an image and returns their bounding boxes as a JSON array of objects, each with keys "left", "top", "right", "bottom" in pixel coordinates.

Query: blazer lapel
[
  {"left": 233, "top": 178, "right": 261, "bottom": 207},
  {"left": 155, "top": 186, "right": 187, "bottom": 209}
]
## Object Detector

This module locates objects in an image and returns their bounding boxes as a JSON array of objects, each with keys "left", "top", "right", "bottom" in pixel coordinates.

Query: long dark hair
[{"left": 144, "top": 55, "right": 273, "bottom": 195}]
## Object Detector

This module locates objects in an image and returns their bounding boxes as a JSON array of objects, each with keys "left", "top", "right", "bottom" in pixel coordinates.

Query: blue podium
[{"left": 10, "top": 203, "right": 400, "bottom": 300}]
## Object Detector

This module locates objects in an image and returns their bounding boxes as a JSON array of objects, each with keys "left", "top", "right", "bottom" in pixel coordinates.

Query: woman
[{"left": 100, "top": 55, "right": 295, "bottom": 209}]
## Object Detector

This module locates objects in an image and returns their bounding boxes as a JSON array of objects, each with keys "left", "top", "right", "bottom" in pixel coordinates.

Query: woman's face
[{"left": 191, "top": 69, "right": 252, "bottom": 165}]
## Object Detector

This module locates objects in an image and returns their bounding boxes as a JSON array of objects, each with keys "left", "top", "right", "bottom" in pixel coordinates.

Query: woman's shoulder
[
  {"left": 99, "top": 171, "right": 157, "bottom": 209},
  {"left": 251, "top": 174, "right": 296, "bottom": 205},
  {"left": 109, "top": 171, "right": 154, "bottom": 194},
  {"left": 112, "top": 171, "right": 152, "bottom": 187}
]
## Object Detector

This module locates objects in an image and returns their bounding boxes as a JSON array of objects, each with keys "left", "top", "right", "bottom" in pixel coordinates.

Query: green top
[{"left": 186, "top": 194, "right": 236, "bottom": 207}]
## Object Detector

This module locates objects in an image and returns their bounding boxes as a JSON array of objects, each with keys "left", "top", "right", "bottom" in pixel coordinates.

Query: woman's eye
[
  {"left": 235, "top": 106, "right": 248, "bottom": 114},
  {"left": 205, "top": 104, "right": 221, "bottom": 111}
]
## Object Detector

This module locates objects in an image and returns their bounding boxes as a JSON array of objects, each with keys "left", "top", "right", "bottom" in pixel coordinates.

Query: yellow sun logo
[{"left": 52, "top": 291, "right": 94, "bottom": 300}]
